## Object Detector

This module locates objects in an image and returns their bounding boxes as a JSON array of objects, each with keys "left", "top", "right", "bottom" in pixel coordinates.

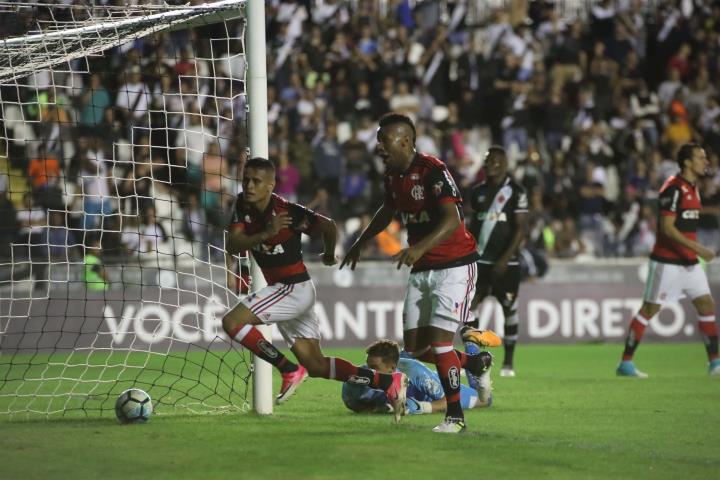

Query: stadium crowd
[{"left": 2, "top": 0, "right": 720, "bottom": 273}]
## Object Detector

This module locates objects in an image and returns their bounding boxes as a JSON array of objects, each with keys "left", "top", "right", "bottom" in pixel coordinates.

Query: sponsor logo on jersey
[
  {"left": 411, "top": 185, "right": 425, "bottom": 200},
  {"left": 409, "top": 173, "right": 420, "bottom": 180},
  {"left": 518, "top": 192, "right": 528, "bottom": 209},
  {"left": 682, "top": 209, "right": 700, "bottom": 219},
  {"left": 400, "top": 210, "right": 431, "bottom": 225},
  {"left": 254, "top": 243, "right": 286, "bottom": 255},
  {"left": 245, "top": 215, "right": 252, "bottom": 223},
  {"left": 448, "top": 366, "right": 460, "bottom": 389},
  {"left": 257, "top": 339, "right": 278, "bottom": 359}
]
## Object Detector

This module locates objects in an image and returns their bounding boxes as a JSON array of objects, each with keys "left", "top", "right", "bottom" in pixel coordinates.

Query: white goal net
[{"left": 0, "top": 0, "right": 255, "bottom": 419}]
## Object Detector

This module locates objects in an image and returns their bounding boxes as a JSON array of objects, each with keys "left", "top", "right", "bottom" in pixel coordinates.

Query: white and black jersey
[{"left": 468, "top": 176, "right": 528, "bottom": 264}]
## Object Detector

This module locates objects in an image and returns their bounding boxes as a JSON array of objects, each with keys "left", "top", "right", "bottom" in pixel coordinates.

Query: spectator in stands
[
  {"left": 79, "top": 73, "right": 110, "bottom": 133},
  {"left": 0, "top": 190, "right": 18, "bottom": 260},
  {"left": 138, "top": 206, "right": 167, "bottom": 254},
  {"left": 116, "top": 65, "right": 150, "bottom": 127},
  {"left": 79, "top": 154, "right": 113, "bottom": 230},
  {"left": 182, "top": 193, "right": 209, "bottom": 261},
  {"left": 45, "top": 211, "right": 78, "bottom": 261},
  {"left": 312, "top": 123, "right": 343, "bottom": 201},
  {"left": 27, "top": 145, "right": 63, "bottom": 210},
  {"left": 275, "top": 151, "right": 300, "bottom": 203},
  {"left": 83, "top": 235, "right": 109, "bottom": 291}
]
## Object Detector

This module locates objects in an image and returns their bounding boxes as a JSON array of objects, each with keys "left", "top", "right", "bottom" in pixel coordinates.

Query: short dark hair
[
  {"left": 378, "top": 112, "right": 416, "bottom": 142},
  {"left": 486, "top": 145, "right": 507, "bottom": 161},
  {"left": 244, "top": 156, "right": 275, "bottom": 175},
  {"left": 366, "top": 339, "right": 400, "bottom": 365},
  {"left": 677, "top": 143, "right": 702, "bottom": 169}
]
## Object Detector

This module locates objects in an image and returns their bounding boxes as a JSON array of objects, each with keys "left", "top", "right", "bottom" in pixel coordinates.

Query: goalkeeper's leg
[{"left": 290, "top": 337, "right": 407, "bottom": 422}]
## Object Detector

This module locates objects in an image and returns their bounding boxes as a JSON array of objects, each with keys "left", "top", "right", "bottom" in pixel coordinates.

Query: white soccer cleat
[
  {"left": 432, "top": 417, "right": 466, "bottom": 433},
  {"left": 500, "top": 366, "right": 516, "bottom": 377}
]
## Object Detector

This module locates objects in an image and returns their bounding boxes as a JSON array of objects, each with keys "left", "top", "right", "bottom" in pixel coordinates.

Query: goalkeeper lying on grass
[{"left": 342, "top": 339, "right": 493, "bottom": 415}]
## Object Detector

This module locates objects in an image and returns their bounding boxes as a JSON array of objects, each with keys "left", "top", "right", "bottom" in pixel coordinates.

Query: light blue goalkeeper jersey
[{"left": 341, "top": 358, "right": 478, "bottom": 414}]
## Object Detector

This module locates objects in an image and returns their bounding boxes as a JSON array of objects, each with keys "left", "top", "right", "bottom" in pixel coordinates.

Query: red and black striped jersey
[
  {"left": 651, "top": 175, "right": 701, "bottom": 265},
  {"left": 383, "top": 152, "right": 479, "bottom": 272},
  {"left": 229, "top": 193, "right": 320, "bottom": 284}
]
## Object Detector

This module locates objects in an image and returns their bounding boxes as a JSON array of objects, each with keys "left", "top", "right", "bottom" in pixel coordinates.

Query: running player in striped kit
[
  {"left": 617, "top": 143, "right": 720, "bottom": 377},
  {"left": 222, "top": 157, "right": 408, "bottom": 421}
]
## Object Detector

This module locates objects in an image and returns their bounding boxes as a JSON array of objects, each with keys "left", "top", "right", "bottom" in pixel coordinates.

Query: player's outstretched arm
[
  {"left": 340, "top": 204, "right": 396, "bottom": 270},
  {"left": 659, "top": 215, "right": 716, "bottom": 261},
  {"left": 393, "top": 202, "right": 460, "bottom": 269}
]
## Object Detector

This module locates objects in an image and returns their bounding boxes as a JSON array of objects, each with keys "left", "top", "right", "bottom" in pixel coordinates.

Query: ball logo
[
  {"left": 448, "top": 366, "right": 460, "bottom": 389},
  {"left": 257, "top": 339, "right": 278, "bottom": 359},
  {"left": 411, "top": 185, "right": 425, "bottom": 201}
]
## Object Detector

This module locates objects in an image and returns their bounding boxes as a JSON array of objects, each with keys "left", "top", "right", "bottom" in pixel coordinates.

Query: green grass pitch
[{"left": 1, "top": 344, "right": 718, "bottom": 480}]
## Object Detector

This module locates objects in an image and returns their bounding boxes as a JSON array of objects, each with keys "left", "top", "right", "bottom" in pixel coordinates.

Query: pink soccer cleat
[
  {"left": 385, "top": 371, "right": 408, "bottom": 424},
  {"left": 276, "top": 365, "right": 308, "bottom": 405}
]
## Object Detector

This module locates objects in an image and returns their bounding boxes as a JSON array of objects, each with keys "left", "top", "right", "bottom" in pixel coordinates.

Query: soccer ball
[{"left": 115, "top": 388, "right": 153, "bottom": 424}]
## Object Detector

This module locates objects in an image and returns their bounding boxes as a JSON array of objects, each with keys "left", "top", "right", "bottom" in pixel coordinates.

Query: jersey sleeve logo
[
  {"left": 433, "top": 181, "right": 444, "bottom": 196},
  {"left": 411, "top": 184, "right": 425, "bottom": 200},
  {"left": 518, "top": 192, "right": 528, "bottom": 209},
  {"left": 443, "top": 170, "right": 458, "bottom": 197}
]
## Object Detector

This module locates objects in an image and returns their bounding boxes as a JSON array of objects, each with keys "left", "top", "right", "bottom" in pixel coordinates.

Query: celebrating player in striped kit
[
  {"left": 341, "top": 113, "right": 498, "bottom": 433},
  {"left": 617, "top": 143, "right": 720, "bottom": 377},
  {"left": 222, "top": 157, "right": 408, "bottom": 421}
]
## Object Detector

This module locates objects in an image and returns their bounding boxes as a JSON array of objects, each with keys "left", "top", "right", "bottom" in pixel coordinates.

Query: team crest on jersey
[{"left": 411, "top": 185, "right": 425, "bottom": 200}]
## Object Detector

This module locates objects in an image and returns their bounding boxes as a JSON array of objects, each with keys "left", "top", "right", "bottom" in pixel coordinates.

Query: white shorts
[
  {"left": 240, "top": 280, "right": 320, "bottom": 346},
  {"left": 403, "top": 263, "right": 477, "bottom": 333},
  {"left": 643, "top": 260, "right": 711, "bottom": 304}
]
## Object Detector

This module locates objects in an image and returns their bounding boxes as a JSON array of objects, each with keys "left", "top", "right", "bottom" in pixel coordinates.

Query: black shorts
[{"left": 475, "top": 262, "right": 520, "bottom": 309}]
